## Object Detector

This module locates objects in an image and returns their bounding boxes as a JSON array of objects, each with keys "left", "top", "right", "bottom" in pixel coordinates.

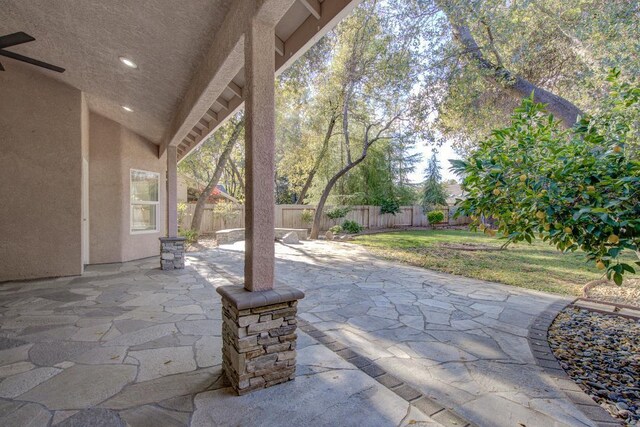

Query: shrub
[
  {"left": 300, "top": 209, "right": 314, "bottom": 224},
  {"left": 179, "top": 228, "right": 198, "bottom": 244},
  {"left": 427, "top": 210, "right": 445, "bottom": 227},
  {"left": 329, "top": 225, "right": 342, "bottom": 234},
  {"left": 451, "top": 70, "right": 640, "bottom": 284},
  {"left": 380, "top": 198, "right": 401, "bottom": 215},
  {"left": 326, "top": 206, "right": 351, "bottom": 220},
  {"left": 342, "top": 220, "right": 363, "bottom": 234}
]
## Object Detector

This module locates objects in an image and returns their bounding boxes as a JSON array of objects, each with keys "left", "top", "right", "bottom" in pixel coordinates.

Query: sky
[{"left": 408, "top": 139, "right": 461, "bottom": 184}]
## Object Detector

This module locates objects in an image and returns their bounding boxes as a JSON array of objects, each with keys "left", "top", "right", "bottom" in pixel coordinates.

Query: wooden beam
[
  {"left": 274, "top": 35, "right": 285, "bottom": 56},
  {"left": 215, "top": 97, "right": 229, "bottom": 111},
  {"left": 227, "top": 81, "right": 243, "bottom": 98},
  {"left": 198, "top": 118, "right": 210, "bottom": 128},
  {"left": 204, "top": 109, "right": 218, "bottom": 121},
  {"left": 299, "top": 0, "right": 320, "bottom": 19}
]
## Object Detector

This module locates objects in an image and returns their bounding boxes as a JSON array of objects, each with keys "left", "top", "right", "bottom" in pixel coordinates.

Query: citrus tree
[{"left": 452, "top": 71, "right": 640, "bottom": 287}]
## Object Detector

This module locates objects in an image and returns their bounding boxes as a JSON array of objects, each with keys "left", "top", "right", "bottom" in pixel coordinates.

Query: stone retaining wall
[{"left": 216, "top": 228, "right": 308, "bottom": 245}]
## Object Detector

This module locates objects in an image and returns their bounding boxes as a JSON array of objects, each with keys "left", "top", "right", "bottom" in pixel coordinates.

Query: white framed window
[{"left": 130, "top": 169, "right": 159, "bottom": 234}]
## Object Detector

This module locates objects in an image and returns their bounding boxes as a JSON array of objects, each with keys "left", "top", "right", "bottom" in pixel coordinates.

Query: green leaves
[{"left": 455, "top": 72, "right": 640, "bottom": 285}]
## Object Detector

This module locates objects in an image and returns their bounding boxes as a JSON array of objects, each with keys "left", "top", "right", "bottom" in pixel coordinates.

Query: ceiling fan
[{"left": 0, "top": 32, "right": 65, "bottom": 73}]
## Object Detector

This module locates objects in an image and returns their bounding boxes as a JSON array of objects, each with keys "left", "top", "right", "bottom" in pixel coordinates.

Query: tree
[
  {"left": 421, "top": 152, "right": 448, "bottom": 211},
  {"left": 307, "top": 0, "right": 428, "bottom": 239},
  {"left": 452, "top": 71, "right": 640, "bottom": 290},
  {"left": 179, "top": 115, "right": 244, "bottom": 237},
  {"left": 390, "top": 0, "right": 640, "bottom": 155}
]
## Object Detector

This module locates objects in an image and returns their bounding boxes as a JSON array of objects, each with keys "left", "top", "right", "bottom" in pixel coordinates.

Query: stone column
[
  {"left": 217, "top": 15, "right": 304, "bottom": 396},
  {"left": 244, "top": 17, "right": 276, "bottom": 292},
  {"left": 159, "top": 146, "right": 185, "bottom": 270}
]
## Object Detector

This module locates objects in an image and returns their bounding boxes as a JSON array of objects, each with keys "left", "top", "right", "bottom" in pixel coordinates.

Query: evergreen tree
[{"left": 421, "top": 152, "right": 448, "bottom": 212}]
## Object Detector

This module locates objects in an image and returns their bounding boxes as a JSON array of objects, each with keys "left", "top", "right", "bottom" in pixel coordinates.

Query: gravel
[{"left": 549, "top": 307, "right": 640, "bottom": 425}]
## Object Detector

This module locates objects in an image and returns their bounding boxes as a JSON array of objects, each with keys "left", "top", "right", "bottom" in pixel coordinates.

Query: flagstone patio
[{"left": 0, "top": 240, "right": 601, "bottom": 426}]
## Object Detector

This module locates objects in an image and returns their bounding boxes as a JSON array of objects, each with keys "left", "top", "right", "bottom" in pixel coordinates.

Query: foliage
[
  {"left": 427, "top": 210, "right": 445, "bottom": 226},
  {"left": 421, "top": 152, "right": 448, "bottom": 212},
  {"left": 452, "top": 73, "right": 640, "bottom": 284},
  {"left": 179, "top": 228, "right": 198, "bottom": 244},
  {"left": 212, "top": 202, "right": 240, "bottom": 228},
  {"left": 380, "top": 198, "right": 401, "bottom": 215},
  {"left": 329, "top": 225, "right": 343, "bottom": 234},
  {"left": 300, "top": 209, "right": 314, "bottom": 224},
  {"left": 326, "top": 206, "right": 351, "bottom": 220},
  {"left": 390, "top": 0, "right": 640, "bottom": 156},
  {"left": 177, "top": 202, "right": 188, "bottom": 230},
  {"left": 342, "top": 220, "right": 364, "bottom": 234}
]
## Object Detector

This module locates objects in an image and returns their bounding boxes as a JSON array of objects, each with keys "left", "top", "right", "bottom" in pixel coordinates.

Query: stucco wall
[
  {"left": 0, "top": 65, "right": 83, "bottom": 281},
  {"left": 89, "top": 113, "right": 166, "bottom": 264}
]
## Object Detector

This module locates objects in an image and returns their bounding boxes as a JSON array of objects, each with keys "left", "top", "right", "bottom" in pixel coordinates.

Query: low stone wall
[
  {"left": 216, "top": 228, "right": 308, "bottom": 245},
  {"left": 217, "top": 285, "right": 304, "bottom": 395},
  {"left": 159, "top": 237, "right": 186, "bottom": 270}
]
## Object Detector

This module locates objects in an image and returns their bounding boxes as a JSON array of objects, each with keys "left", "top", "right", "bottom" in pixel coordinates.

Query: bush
[
  {"left": 380, "top": 198, "right": 401, "bottom": 215},
  {"left": 329, "top": 225, "right": 342, "bottom": 234},
  {"left": 300, "top": 209, "right": 314, "bottom": 224},
  {"left": 427, "top": 210, "right": 445, "bottom": 227},
  {"left": 342, "top": 220, "right": 363, "bottom": 234},
  {"left": 451, "top": 70, "right": 640, "bottom": 284},
  {"left": 326, "top": 206, "right": 351, "bottom": 220},
  {"left": 179, "top": 228, "right": 198, "bottom": 244}
]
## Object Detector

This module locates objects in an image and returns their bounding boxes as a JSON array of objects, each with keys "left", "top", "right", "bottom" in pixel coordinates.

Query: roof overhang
[{"left": 165, "top": 0, "right": 362, "bottom": 162}]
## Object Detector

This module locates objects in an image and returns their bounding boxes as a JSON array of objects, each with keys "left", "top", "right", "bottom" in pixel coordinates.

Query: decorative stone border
[
  {"left": 574, "top": 298, "right": 640, "bottom": 320},
  {"left": 527, "top": 300, "right": 622, "bottom": 427},
  {"left": 298, "top": 319, "right": 476, "bottom": 427}
]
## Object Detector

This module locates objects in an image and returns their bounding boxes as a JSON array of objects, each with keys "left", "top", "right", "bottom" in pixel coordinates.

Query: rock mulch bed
[{"left": 549, "top": 307, "right": 640, "bottom": 425}]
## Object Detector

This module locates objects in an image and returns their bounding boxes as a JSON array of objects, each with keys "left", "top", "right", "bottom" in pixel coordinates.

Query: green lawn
[{"left": 352, "top": 229, "right": 626, "bottom": 296}]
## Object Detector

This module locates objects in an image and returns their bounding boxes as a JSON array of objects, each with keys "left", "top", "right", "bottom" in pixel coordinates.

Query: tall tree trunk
[
  {"left": 309, "top": 114, "right": 400, "bottom": 239},
  {"left": 309, "top": 157, "right": 366, "bottom": 239},
  {"left": 228, "top": 158, "right": 245, "bottom": 196},
  {"left": 190, "top": 121, "right": 243, "bottom": 235},
  {"left": 297, "top": 114, "right": 337, "bottom": 204},
  {"left": 448, "top": 19, "right": 584, "bottom": 127}
]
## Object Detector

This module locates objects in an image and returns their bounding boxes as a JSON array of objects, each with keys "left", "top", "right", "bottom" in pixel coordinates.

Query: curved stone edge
[{"left": 527, "top": 299, "right": 622, "bottom": 427}]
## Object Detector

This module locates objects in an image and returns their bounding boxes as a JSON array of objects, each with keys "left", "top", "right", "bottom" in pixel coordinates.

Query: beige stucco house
[
  {"left": 1, "top": 0, "right": 359, "bottom": 282},
  {"left": 2, "top": 0, "right": 361, "bottom": 395}
]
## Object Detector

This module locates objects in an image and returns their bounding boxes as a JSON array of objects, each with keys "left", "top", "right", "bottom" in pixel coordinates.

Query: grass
[{"left": 352, "top": 229, "right": 636, "bottom": 296}]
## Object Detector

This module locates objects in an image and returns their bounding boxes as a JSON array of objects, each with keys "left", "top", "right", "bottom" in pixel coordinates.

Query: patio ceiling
[{"left": 0, "top": 0, "right": 359, "bottom": 160}]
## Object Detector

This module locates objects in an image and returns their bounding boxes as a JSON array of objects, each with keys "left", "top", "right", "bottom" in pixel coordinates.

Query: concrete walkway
[
  {"left": 194, "top": 241, "right": 595, "bottom": 427},
  {"left": 0, "top": 240, "right": 596, "bottom": 426}
]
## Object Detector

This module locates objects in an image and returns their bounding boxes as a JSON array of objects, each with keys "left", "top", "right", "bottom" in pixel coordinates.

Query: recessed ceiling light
[
  {"left": 119, "top": 56, "right": 138, "bottom": 69},
  {"left": 122, "top": 106, "right": 133, "bottom": 112}
]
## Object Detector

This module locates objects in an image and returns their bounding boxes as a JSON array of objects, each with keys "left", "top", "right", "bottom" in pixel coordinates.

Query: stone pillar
[
  {"left": 167, "top": 145, "right": 179, "bottom": 238},
  {"left": 244, "top": 17, "right": 276, "bottom": 292},
  {"left": 217, "top": 285, "right": 304, "bottom": 395},
  {"left": 159, "top": 237, "right": 185, "bottom": 270}
]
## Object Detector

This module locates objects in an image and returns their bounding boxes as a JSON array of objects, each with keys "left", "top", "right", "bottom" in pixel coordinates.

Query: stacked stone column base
[
  {"left": 159, "top": 237, "right": 186, "bottom": 270},
  {"left": 217, "top": 285, "right": 305, "bottom": 395}
]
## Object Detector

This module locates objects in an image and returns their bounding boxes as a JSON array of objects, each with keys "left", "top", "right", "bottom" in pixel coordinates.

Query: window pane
[
  {"left": 131, "top": 170, "right": 158, "bottom": 202},
  {"left": 131, "top": 204, "right": 157, "bottom": 231}
]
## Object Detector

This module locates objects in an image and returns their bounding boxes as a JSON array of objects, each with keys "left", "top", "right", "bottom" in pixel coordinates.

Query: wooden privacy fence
[{"left": 180, "top": 203, "right": 471, "bottom": 234}]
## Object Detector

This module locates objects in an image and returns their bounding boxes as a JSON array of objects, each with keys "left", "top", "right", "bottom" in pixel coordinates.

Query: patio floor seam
[
  {"left": 526, "top": 299, "right": 621, "bottom": 427},
  {"left": 298, "top": 319, "right": 477, "bottom": 427}
]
